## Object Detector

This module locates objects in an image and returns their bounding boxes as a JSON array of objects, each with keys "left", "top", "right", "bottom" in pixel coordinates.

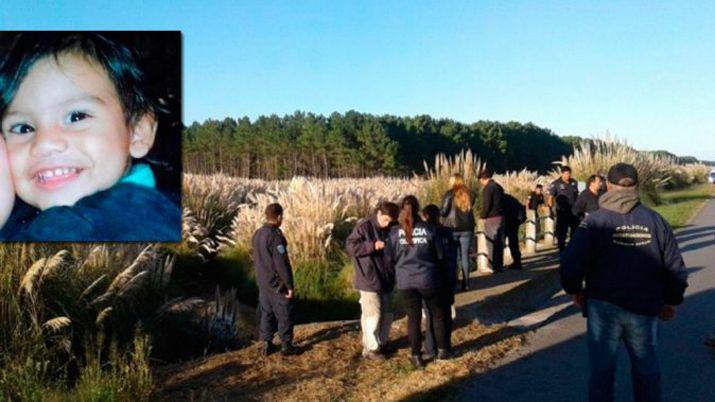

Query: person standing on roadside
[
  {"left": 440, "top": 173, "right": 478, "bottom": 290},
  {"left": 573, "top": 175, "right": 603, "bottom": 222},
  {"left": 478, "top": 169, "right": 506, "bottom": 272},
  {"left": 502, "top": 193, "right": 526, "bottom": 270},
  {"left": 346, "top": 201, "right": 400, "bottom": 361},
  {"left": 548, "top": 166, "right": 580, "bottom": 252},
  {"left": 560, "top": 163, "right": 688, "bottom": 402},
  {"left": 527, "top": 184, "right": 546, "bottom": 239}
]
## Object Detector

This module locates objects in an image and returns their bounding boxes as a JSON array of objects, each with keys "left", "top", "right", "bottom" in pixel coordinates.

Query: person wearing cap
[
  {"left": 548, "top": 165, "right": 580, "bottom": 252},
  {"left": 572, "top": 175, "right": 603, "bottom": 222},
  {"left": 560, "top": 163, "right": 689, "bottom": 402},
  {"left": 252, "top": 203, "right": 300, "bottom": 356},
  {"left": 478, "top": 169, "right": 506, "bottom": 272}
]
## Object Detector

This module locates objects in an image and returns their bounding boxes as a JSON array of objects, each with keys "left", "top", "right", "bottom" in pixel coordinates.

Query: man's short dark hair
[
  {"left": 376, "top": 201, "right": 399, "bottom": 220},
  {"left": 0, "top": 32, "right": 160, "bottom": 124},
  {"left": 587, "top": 175, "right": 600, "bottom": 186},
  {"left": 561, "top": 166, "right": 572, "bottom": 173},
  {"left": 535, "top": 184, "right": 543, "bottom": 189},
  {"left": 478, "top": 169, "right": 493, "bottom": 179},
  {"left": 265, "top": 203, "right": 283, "bottom": 220}
]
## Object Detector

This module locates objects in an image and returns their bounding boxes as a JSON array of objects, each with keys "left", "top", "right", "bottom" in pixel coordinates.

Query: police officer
[
  {"left": 420, "top": 204, "right": 457, "bottom": 359},
  {"left": 251, "top": 203, "right": 299, "bottom": 356},
  {"left": 572, "top": 174, "right": 602, "bottom": 222},
  {"left": 384, "top": 195, "right": 450, "bottom": 368},
  {"left": 560, "top": 163, "right": 688, "bottom": 402},
  {"left": 548, "top": 165, "right": 579, "bottom": 252}
]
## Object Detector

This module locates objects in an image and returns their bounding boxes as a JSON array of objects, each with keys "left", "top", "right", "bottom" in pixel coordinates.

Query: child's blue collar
[{"left": 119, "top": 163, "right": 156, "bottom": 188}]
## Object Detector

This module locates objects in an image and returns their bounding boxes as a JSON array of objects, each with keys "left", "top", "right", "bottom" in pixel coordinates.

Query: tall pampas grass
[{"left": 555, "top": 137, "right": 674, "bottom": 203}]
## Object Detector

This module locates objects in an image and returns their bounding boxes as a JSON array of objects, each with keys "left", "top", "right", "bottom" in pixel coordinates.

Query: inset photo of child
[{"left": 0, "top": 31, "right": 181, "bottom": 241}]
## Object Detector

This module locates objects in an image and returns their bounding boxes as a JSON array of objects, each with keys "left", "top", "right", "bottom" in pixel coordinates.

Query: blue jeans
[
  {"left": 453, "top": 231, "right": 474, "bottom": 283},
  {"left": 587, "top": 299, "right": 661, "bottom": 402}
]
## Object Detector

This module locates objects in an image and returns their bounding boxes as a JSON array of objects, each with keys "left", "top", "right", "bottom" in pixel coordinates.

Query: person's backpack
[{"left": 503, "top": 194, "right": 526, "bottom": 225}]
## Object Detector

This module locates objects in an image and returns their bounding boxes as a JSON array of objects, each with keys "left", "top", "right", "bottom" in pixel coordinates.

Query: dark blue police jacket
[{"left": 560, "top": 190, "right": 688, "bottom": 316}]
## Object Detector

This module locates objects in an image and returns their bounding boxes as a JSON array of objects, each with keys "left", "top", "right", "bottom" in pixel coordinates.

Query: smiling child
[{"left": 0, "top": 32, "right": 181, "bottom": 241}]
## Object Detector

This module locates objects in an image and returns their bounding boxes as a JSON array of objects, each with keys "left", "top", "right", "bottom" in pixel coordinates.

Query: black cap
[{"left": 607, "top": 163, "right": 639, "bottom": 187}]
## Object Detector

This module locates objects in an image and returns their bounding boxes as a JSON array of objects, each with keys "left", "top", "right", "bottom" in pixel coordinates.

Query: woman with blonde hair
[{"left": 440, "top": 173, "right": 478, "bottom": 290}]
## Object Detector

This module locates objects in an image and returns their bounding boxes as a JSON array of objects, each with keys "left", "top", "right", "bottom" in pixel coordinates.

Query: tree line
[{"left": 182, "top": 111, "right": 576, "bottom": 179}]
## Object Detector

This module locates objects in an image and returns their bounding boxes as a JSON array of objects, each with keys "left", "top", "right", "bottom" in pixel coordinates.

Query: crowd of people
[
  {"left": 250, "top": 162, "right": 691, "bottom": 401},
  {"left": 249, "top": 166, "right": 611, "bottom": 362}
]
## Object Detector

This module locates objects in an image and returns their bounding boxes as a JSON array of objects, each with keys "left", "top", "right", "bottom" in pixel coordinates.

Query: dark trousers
[
  {"left": 401, "top": 288, "right": 449, "bottom": 355},
  {"left": 423, "top": 287, "right": 454, "bottom": 354},
  {"left": 555, "top": 211, "right": 579, "bottom": 251},
  {"left": 505, "top": 221, "right": 522, "bottom": 266},
  {"left": 258, "top": 287, "right": 294, "bottom": 344},
  {"left": 484, "top": 216, "right": 505, "bottom": 271}
]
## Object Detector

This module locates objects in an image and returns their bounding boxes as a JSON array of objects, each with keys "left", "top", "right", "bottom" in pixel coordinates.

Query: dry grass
[
  {"left": 156, "top": 317, "right": 526, "bottom": 402},
  {"left": 183, "top": 150, "right": 551, "bottom": 266}
]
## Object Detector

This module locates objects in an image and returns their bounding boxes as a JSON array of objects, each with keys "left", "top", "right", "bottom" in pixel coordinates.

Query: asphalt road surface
[{"left": 459, "top": 198, "right": 715, "bottom": 401}]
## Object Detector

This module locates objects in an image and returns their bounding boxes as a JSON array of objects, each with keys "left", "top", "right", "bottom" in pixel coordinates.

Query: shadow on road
[{"left": 401, "top": 274, "right": 715, "bottom": 402}]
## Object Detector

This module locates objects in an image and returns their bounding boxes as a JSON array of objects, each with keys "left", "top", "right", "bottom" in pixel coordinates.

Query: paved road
[{"left": 459, "top": 198, "right": 715, "bottom": 402}]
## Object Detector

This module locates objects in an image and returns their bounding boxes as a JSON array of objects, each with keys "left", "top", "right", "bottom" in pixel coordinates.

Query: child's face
[
  {"left": 0, "top": 136, "right": 14, "bottom": 227},
  {"left": 1, "top": 53, "right": 154, "bottom": 210}
]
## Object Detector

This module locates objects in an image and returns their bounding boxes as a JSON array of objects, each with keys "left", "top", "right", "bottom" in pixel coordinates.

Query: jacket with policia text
[{"left": 560, "top": 189, "right": 688, "bottom": 316}]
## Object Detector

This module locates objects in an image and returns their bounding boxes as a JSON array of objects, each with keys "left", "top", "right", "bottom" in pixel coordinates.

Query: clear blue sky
[{"left": 3, "top": 0, "right": 714, "bottom": 160}]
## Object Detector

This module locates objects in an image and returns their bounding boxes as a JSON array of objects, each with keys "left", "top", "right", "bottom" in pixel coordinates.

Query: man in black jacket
[
  {"left": 572, "top": 174, "right": 602, "bottom": 222},
  {"left": 346, "top": 201, "right": 400, "bottom": 360},
  {"left": 252, "top": 203, "right": 299, "bottom": 356},
  {"left": 548, "top": 165, "right": 580, "bottom": 252},
  {"left": 479, "top": 169, "right": 506, "bottom": 272},
  {"left": 560, "top": 163, "right": 688, "bottom": 402}
]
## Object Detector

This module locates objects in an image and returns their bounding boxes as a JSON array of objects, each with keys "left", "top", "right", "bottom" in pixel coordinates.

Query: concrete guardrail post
[
  {"left": 476, "top": 219, "right": 491, "bottom": 273},
  {"left": 544, "top": 213, "right": 555, "bottom": 248},
  {"left": 525, "top": 209, "right": 537, "bottom": 255}
]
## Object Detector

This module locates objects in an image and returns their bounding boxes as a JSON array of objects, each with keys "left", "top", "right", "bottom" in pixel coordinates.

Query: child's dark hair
[
  {"left": 0, "top": 32, "right": 162, "bottom": 124},
  {"left": 376, "top": 201, "right": 399, "bottom": 220},
  {"left": 421, "top": 204, "right": 441, "bottom": 226},
  {"left": 535, "top": 184, "right": 543, "bottom": 189},
  {"left": 399, "top": 195, "right": 421, "bottom": 246}
]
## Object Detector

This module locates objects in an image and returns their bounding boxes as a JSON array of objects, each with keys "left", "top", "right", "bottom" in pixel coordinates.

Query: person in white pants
[{"left": 346, "top": 201, "right": 400, "bottom": 360}]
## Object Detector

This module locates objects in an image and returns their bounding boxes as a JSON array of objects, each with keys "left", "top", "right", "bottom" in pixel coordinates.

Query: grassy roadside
[{"left": 647, "top": 184, "right": 715, "bottom": 228}]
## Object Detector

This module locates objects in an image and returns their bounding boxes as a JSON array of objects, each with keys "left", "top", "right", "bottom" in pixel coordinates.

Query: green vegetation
[
  {"left": 183, "top": 112, "right": 574, "bottom": 178},
  {"left": 648, "top": 184, "right": 715, "bottom": 228}
]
